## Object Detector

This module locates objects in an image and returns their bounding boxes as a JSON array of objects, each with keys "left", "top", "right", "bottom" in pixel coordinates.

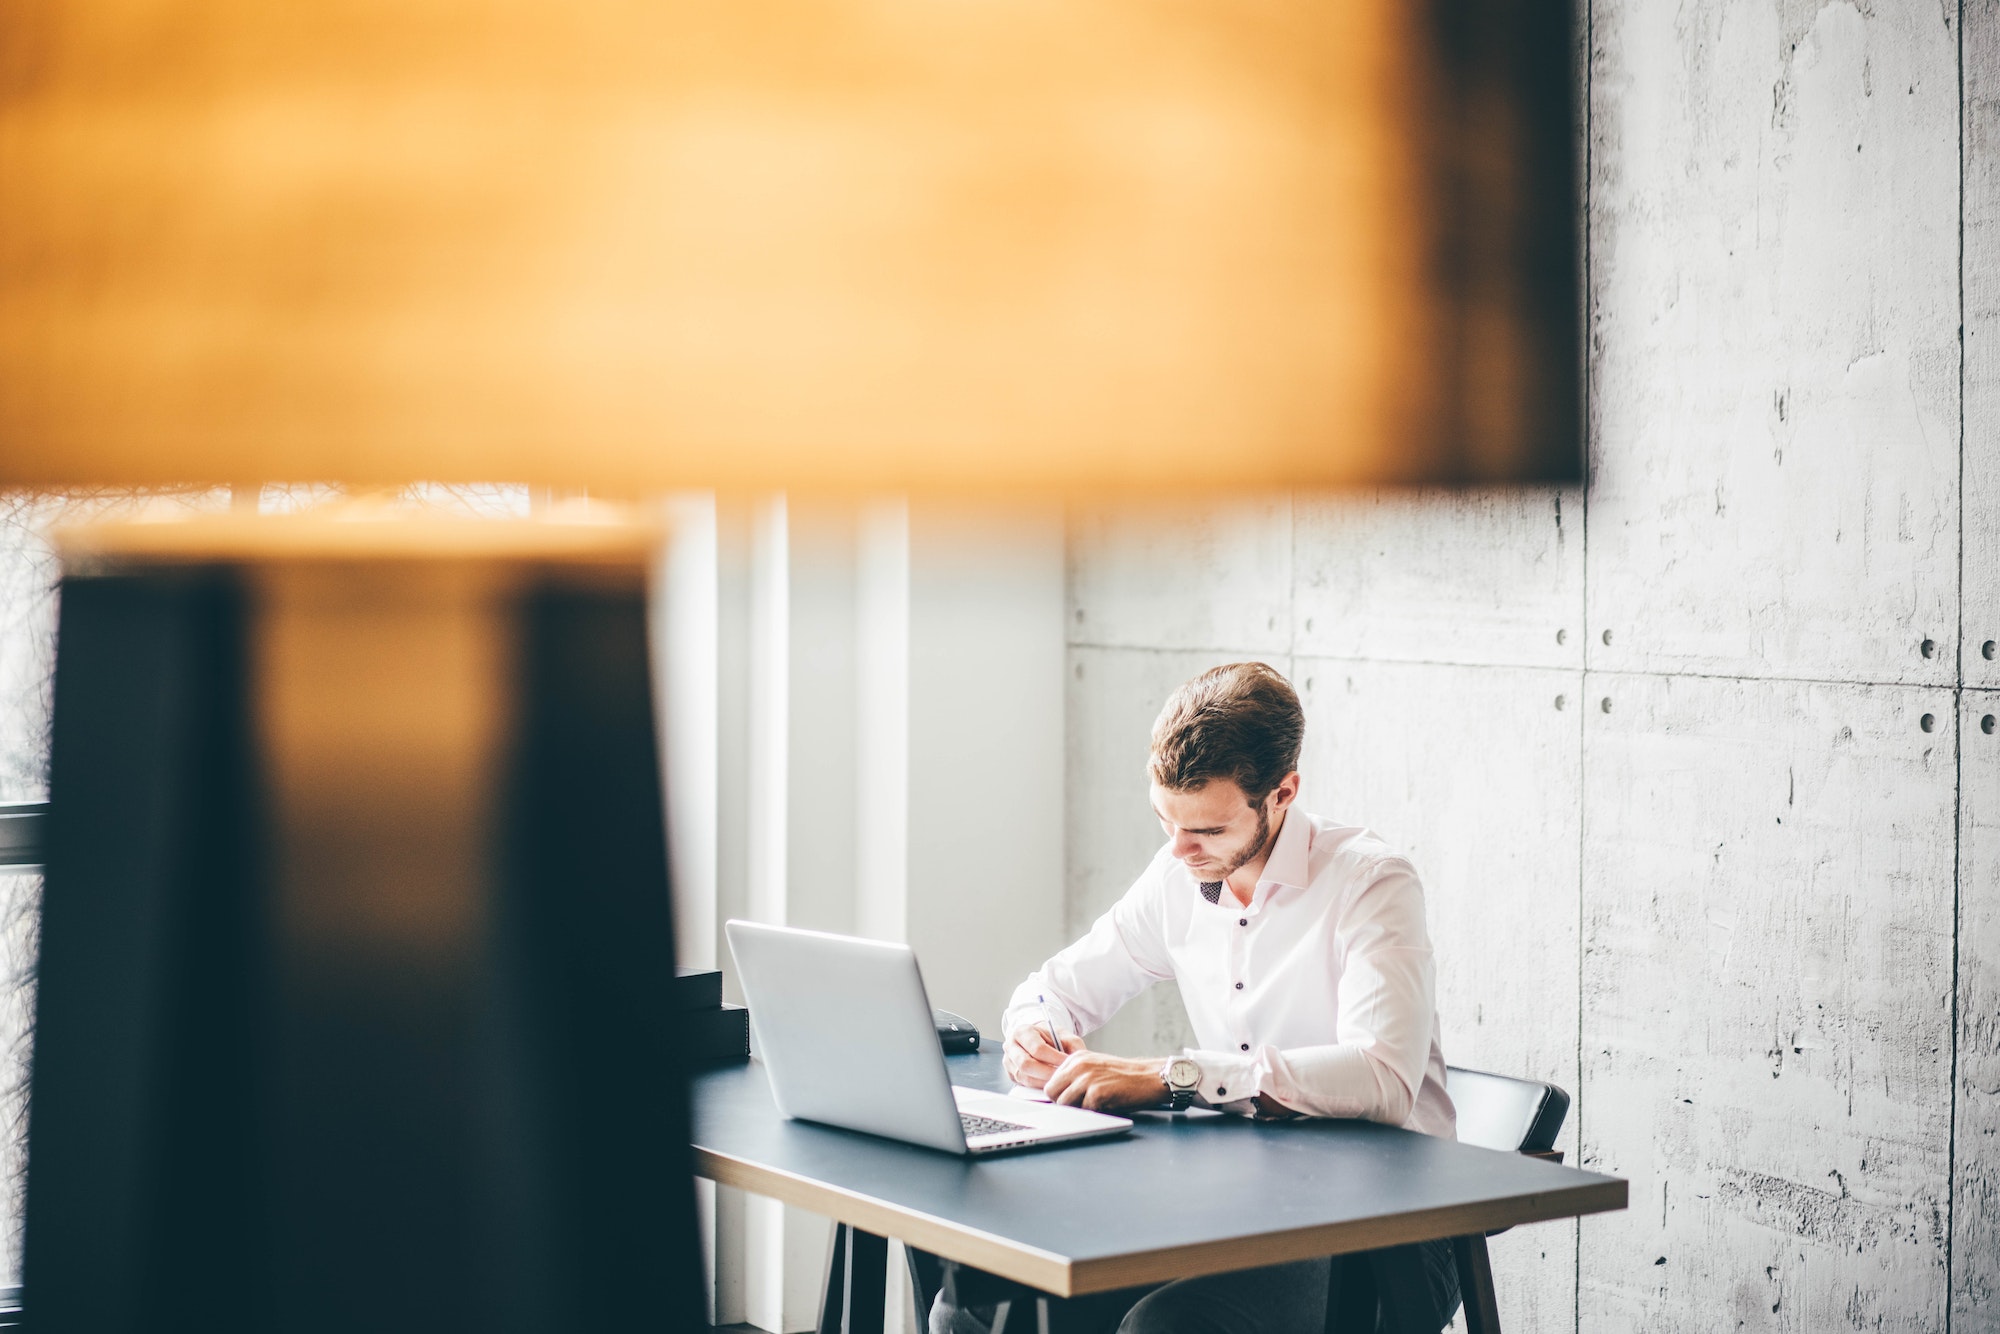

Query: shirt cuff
[{"left": 1187, "top": 1048, "right": 1259, "bottom": 1113}]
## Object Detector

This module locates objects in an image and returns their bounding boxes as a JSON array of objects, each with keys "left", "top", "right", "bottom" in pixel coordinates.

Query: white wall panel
[
  {"left": 906, "top": 501, "right": 1068, "bottom": 1037},
  {"left": 854, "top": 499, "right": 911, "bottom": 952},
  {"left": 656, "top": 492, "right": 721, "bottom": 972},
  {"left": 1293, "top": 489, "right": 1583, "bottom": 670},
  {"left": 1066, "top": 497, "right": 1292, "bottom": 654},
  {"left": 1955, "top": 690, "right": 2000, "bottom": 1327},
  {"left": 1297, "top": 657, "right": 1581, "bottom": 1334},
  {"left": 784, "top": 498, "right": 862, "bottom": 937},
  {"left": 1064, "top": 646, "right": 1291, "bottom": 1057},
  {"left": 1579, "top": 674, "right": 1955, "bottom": 1334},
  {"left": 1588, "top": 0, "right": 1958, "bottom": 685},
  {"left": 1966, "top": 7, "right": 2000, "bottom": 692}
]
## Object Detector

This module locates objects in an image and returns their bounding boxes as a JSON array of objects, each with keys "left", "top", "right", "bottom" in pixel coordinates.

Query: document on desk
[{"left": 1008, "top": 1084, "right": 1222, "bottom": 1118}]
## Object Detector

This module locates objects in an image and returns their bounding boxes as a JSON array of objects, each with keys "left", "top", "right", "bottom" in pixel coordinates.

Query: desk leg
[
  {"left": 817, "top": 1223, "right": 889, "bottom": 1334},
  {"left": 1449, "top": 1233, "right": 1502, "bottom": 1334}
]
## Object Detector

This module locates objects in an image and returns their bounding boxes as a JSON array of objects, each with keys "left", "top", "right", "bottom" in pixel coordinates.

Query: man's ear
[{"left": 1269, "top": 771, "right": 1302, "bottom": 812}]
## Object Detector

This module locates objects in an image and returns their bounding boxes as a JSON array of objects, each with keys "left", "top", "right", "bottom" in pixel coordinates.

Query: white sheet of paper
[{"left": 1008, "top": 1084, "right": 1053, "bottom": 1103}]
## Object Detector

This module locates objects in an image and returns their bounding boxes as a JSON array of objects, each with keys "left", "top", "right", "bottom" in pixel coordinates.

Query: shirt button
[
  {"left": 1234, "top": 981, "right": 1244, "bottom": 990},
  {"left": 1240, "top": 1043, "right": 1249, "bottom": 1051},
  {"left": 1217, "top": 1087, "right": 1228, "bottom": 1097},
  {"left": 1239, "top": 918, "right": 1248, "bottom": 927}
]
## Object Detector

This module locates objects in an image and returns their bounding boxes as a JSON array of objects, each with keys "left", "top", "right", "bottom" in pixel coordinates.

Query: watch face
[{"left": 1167, "top": 1057, "right": 1200, "bottom": 1089}]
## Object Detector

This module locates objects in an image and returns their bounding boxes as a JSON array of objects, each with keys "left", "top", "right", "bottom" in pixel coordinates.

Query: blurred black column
[{"left": 24, "top": 540, "right": 700, "bottom": 1334}]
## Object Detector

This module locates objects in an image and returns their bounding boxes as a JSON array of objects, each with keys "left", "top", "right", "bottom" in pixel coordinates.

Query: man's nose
[{"left": 1171, "top": 830, "right": 1201, "bottom": 858}]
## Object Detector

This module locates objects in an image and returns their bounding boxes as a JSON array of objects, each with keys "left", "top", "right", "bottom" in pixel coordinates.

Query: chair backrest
[{"left": 1445, "top": 1066, "right": 1569, "bottom": 1154}]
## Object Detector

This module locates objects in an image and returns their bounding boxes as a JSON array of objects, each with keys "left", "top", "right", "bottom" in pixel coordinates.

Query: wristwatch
[{"left": 1160, "top": 1056, "right": 1200, "bottom": 1111}]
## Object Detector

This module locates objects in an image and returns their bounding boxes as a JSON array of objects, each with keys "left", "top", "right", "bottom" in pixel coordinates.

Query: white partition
[
  {"left": 661, "top": 493, "right": 1067, "bottom": 1332},
  {"left": 904, "top": 500, "right": 1068, "bottom": 1037}
]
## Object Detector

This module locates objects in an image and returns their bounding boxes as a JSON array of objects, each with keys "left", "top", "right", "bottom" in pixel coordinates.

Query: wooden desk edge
[
  {"left": 695, "top": 1146, "right": 1628, "bottom": 1298},
  {"left": 693, "top": 1147, "right": 1077, "bottom": 1292},
  {"left": 1069, "top": 1175, "right": 1629, "bottom": 1293}
]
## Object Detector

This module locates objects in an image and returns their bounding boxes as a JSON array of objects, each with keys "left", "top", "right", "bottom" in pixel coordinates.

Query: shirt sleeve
[
  {"left": 1003, "top": 847, "right": 1179, "bottom": 1040},
  {"left": 1185, "top": 857, "right": 1437, "bottom": 1125}
]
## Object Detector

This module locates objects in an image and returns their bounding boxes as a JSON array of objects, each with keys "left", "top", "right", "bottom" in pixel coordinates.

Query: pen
[{"left": 1037, "top": 994, "right": 1063, "bottom": 1054}]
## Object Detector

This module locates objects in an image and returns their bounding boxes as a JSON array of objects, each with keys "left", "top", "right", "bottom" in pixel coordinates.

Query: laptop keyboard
[{"left": 961, "top": 1112, "right": 1033, "bottom": 1138}]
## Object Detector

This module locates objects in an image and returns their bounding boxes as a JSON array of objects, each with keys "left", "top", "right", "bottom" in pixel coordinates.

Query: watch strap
[{"left": 1161, "top": 1057, "right": 1198, "bottom": 1111}]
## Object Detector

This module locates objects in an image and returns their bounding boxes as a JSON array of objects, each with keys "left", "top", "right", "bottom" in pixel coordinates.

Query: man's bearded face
[{"left": 1150, "top": 780, "right": 1277, "bottom": 881}]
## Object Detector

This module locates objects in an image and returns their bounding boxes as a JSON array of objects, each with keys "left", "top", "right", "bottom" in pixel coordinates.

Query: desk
[{"left": 691, "top": 1051, "right": 1625, "bottom": 1332}]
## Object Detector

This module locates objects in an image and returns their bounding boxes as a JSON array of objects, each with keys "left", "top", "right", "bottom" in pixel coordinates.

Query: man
[{"left": 930, "top": 662, "right": 1459, "bottom": 1334}]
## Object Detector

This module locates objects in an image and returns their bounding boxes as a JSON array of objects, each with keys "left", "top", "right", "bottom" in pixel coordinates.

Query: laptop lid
[{"left": 724, "top": 920, "right": 967, "bottom": 1154}]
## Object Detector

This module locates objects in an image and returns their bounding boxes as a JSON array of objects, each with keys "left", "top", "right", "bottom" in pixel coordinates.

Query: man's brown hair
[{"left": 1147, "top": 662, "right": 1304, "bottom": 803}]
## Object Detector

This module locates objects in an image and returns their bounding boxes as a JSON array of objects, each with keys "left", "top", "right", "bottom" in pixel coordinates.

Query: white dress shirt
[{"left": 1005, "top": 808, "right": 1456, "bottom": 1138}]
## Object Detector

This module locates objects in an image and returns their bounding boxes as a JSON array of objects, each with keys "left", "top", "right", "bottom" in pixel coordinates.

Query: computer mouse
[{"left": 932, "top": 1008, "right": 980, "bottom": 1053}]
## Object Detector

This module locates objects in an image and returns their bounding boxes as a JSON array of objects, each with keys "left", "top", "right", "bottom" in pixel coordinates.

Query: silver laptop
[{"left": 725, "top": 920, "right": 1132, "bottom": 1155}]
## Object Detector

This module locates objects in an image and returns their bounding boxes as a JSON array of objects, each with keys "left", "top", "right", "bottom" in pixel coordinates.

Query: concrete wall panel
[
  {"left": 1297, "top": 657, "right": 1581, "bottom": 1333},
  {"left": 1293, "top": 490, "right": 1584, "bottom": 670},
  {"left": 1064, "top": 646, "right": 1292, "bottom": 1057},
  {"left": 1579, "top": 673, "right": 1955, "bottom": 1334},
  {"left": 1066, "top": 498, "right": 1292, "bottom": 654},
  {"left": 0, "top": 871, "right": 35, "bottom": 1290},
  {"left": 1955, "top": 689, "right": 2000, "bottom": 1327},
  {"left": 1966, "top": 6, "right": 2000, "bottom": 691},
  {"left": 1588, "top": 0, "right": 1958, "bottom": 686}
]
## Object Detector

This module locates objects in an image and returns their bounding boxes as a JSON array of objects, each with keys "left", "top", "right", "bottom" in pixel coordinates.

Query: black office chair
[{"left": 1338, "top": 1066, "right": 1568, "bottom": 1334}]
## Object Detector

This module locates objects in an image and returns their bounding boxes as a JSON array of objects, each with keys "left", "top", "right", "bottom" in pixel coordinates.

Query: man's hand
[
  {"left": 1252, "top": 1092, "right": 1299, "bottom": 1120},
  {"left": 1003, "top": 1027, "right": 1085, "bottom": 1090},
  {"left": 1043, "top": 1052, "right": 1169, "bottom": 1114}
]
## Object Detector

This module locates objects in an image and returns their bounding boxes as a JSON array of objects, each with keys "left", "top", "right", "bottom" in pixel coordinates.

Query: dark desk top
[{"left": 690, "top": 1051, "right": 1626, "bottom": 1296}]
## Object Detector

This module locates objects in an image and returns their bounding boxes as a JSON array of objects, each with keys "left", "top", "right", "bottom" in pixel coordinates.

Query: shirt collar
[
  {"left": 1256, "top": 807, "right": 1312, "bottom": 893},
  {"left": 1194, "top": 808, "right": 1312, "bottom": 906}
]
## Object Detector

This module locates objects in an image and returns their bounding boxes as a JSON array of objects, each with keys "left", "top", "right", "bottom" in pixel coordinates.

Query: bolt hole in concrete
[
  {"left": 1556, "top": 628, "right": 1567, "bottom": 645},
  {"left": 1984, "top": 715, "right": 1997, "bottom": 735},
  {"left": 1986, "top": 640, "right": 1997, "bottom": 660},
  {"left": 1921, "top": 638, "right": 1935, "bottom": 659},
  {"left": 1921, "top": 714, "right": 1936, "bottom": 733},
  {"left": 1601, "top": 629, "right": 1612, "bottom": 645},
  {"left": 1600, "top": 697, "right": 1613, "bottom": 713},
  {"left": 1555, "top": 695, "right": 1566, "bottom": 710}
]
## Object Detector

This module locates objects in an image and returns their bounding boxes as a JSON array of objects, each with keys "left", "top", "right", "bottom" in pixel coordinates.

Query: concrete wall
[
  {"left": 0, "top": 3, "right": 1994, "bottom": 1327},
  {"left": 1065, "top": 5, "right": 1997, "bottom": 1332}
]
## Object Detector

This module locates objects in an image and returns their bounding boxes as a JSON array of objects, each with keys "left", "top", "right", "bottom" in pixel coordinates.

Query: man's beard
[{"left": 1209, "top": 798, "right": 1274, "bottom": 879}]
